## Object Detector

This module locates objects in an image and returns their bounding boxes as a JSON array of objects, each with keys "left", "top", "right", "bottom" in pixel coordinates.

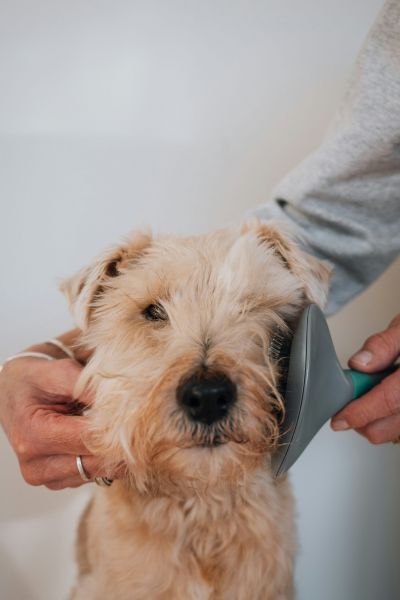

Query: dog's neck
[{"left": 112, "top": 465, "right": 280, "bottom": 512}]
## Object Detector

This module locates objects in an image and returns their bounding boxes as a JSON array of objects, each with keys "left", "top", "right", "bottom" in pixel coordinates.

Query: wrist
[
  {"left": 26, "top": 329, "right": 83, "bottom": 361},
  {"left": 2, "top": 329, "right": 87, "bottom": 370},
  {"left": 0, "top": 331, "right": 84, "bottom": 375},
  {"left": 27, "top": 333, "right": 89, "bottom": 364},
  {"left": 24, "top": 341, "right": 69, "bottom": 360}
]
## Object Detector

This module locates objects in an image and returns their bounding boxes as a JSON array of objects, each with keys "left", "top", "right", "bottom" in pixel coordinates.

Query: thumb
[
  {"left": 349, "top": 314, "right": 400, "bottom": 373},
  {"left": 50, "top": 359, "right": 94, "bottom": 407},
  {"left": 35, "top": 358, "right": 89, "bottom": 404}
]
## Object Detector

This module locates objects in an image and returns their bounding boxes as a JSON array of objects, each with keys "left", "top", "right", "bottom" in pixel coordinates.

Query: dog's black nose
[{"left": 177, "top": 371, "right": 237, "bottom": 425}]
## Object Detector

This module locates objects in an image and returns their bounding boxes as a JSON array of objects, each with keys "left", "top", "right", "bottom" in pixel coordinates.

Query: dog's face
[{"left": 62, "top": 222, "right": 330, "bottom": 493}]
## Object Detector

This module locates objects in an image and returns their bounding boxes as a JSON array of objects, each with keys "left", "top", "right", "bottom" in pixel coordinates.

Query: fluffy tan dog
[{"left": 62, "top": 221, "right": 330, "bottom": 600}]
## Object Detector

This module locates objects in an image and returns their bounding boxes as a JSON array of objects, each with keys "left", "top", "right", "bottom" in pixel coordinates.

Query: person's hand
[
  {"left": 331, "top": 314, "right": 400, "bottom": 444},
  {"left": 0, "top": 355, "right": 120, "bottom": 489}
]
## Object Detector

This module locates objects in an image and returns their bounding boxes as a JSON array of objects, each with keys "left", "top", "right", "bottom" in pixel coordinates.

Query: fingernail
[
  {"left": 331, "top": 419, "right": 350, "bottom": 431},
  {"left": 350, "top": 350, "right": 372, "bottom": 366}
]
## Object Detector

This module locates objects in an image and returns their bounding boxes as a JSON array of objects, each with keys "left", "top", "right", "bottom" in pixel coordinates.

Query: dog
[{"left": 62, "top": 220, "right": 330, "bottom": 600}]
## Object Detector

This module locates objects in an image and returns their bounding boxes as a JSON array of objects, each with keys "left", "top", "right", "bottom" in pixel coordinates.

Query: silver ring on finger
[
  {"left": 76, "top": 455, "right": 91, "bottom": 482},
  {"left": 94, "top": 476, "right": 113, "bottom": 487}
]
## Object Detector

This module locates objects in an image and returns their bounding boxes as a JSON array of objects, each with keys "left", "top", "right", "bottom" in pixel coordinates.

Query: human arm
[
  {"left": 250, "top": 0, "right": 400, "bottom": 444},
  {"left": 251, "top": 0, "right": 400, "bottom": 316}
]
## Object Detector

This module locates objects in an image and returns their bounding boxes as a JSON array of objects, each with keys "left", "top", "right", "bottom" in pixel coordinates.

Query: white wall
[{"left": 1, "top": 1, "right": 399, "bottom": 599}]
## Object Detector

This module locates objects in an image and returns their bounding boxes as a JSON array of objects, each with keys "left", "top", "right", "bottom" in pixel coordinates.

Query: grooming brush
[{"left": 271, "top": 304, "right": 397, "bottom": 478}]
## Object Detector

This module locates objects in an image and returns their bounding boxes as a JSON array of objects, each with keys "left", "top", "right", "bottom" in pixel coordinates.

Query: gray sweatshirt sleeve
[{"left": 251, "top": 0, "right": 400, "bottom": 315}]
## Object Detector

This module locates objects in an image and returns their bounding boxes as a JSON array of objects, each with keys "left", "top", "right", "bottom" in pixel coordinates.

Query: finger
[
  {"left": 34, "top": 358, "right": 83, "bottom": 398},
  {"left": 331, "top": 368, "right": 400, "bottom": 430},
  {"left": 356, "top": 413, "right": 400, "bottom": 445},
  {"left": 44, "top": 471, "right": 124, "bottom": 490},
  {"left": 45, "top": 478, "right": 90, "bottom": 490},
  {"left": 23, "top": 454, "right": 100, "bottom": 485},
  {"left": 29, "top": 410, "right": 92, "bottom": 456},
  {"left": 22, "top": 453, "right": 126, "bottom": 487},
  {"left": 349, "top": 318, "right": 400, "bottom": 373},
  {"left": 388, "top": 314, "right": 400, "bottom": 329},
  {"left": 33, "top": 359, "right": 95, "bottom": 408}
]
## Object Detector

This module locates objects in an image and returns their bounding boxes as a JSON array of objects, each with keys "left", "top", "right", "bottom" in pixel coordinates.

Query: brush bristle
[{"left": 269, "top": 330, "right": 293, "bottom": 397}]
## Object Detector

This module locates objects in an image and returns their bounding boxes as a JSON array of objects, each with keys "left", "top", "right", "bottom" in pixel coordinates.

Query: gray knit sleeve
[{"left": 251, "top": 0, "right": 400, "bottom": 315}]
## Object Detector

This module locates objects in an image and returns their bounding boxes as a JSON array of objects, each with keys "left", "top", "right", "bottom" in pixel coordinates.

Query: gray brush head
[{"left": 271, "top": 304, "right": 353, "bottom": 478}]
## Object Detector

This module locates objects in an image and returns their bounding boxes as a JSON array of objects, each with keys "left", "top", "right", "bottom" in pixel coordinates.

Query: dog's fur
[{"left": 62, "top": 221, "right": 330, "bottom": 600}]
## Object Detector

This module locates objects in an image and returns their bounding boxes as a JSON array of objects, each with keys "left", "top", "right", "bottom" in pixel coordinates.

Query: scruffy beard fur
[{"left": 62, "top": 220, "right": 331, "bottom": 600}]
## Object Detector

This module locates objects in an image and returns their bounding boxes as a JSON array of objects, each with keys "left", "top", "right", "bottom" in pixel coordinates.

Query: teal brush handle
[{"left": 345, "top": 366, "right": 398, "bottom": 399}]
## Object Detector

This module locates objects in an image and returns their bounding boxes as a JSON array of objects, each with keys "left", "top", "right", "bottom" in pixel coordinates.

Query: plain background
[{"left": 1, "top": 1, "right": 399, "bottom": 599}]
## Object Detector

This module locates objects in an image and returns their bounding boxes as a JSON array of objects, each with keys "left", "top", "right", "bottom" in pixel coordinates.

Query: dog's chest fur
[{"left": 73, "top": 473, "right": 295, "bottom": 600}]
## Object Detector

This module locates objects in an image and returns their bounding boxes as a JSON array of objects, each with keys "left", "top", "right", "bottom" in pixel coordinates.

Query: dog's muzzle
[{"left": 177, "top": 369, "right": 237, "bottom": 426}]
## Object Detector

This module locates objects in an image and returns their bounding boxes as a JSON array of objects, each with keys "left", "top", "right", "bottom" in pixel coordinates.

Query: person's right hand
[{"left": 0, "top": 357, "right": 110, "bottom": 490}]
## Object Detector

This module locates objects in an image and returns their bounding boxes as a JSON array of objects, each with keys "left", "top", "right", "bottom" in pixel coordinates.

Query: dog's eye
[
  {"left": 105, "top": 260, "right": 119, "bottom": 278},
  {"left": 142, "top": 303, "right": 168, "bottom": 322}
]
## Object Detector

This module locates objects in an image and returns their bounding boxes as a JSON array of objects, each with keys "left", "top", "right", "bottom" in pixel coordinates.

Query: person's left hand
[{"left": 331, "top": 314, "right": 400, "bottom": 444}]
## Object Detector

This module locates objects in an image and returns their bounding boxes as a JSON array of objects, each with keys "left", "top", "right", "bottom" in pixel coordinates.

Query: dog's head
[{"left": 62, "top": 222, "right": 330, "bottom": 494}]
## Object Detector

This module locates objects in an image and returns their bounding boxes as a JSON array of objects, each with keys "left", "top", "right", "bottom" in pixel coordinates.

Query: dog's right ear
[{"left": 60, "top": 230, "right": 152, "bottom": 330}]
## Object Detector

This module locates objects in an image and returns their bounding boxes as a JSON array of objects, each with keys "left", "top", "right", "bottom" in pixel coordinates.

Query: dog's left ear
[
  {"left": 61, "top": 230, "right": 152, "bottom": 330},
  {"left": 242, "top": 220, "right": 332, "bottom": 306}
]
